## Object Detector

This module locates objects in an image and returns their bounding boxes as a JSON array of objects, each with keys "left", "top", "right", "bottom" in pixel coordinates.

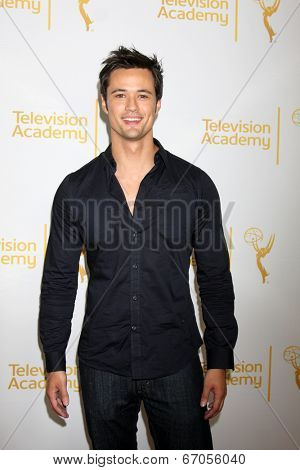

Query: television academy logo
[
  {"left": 78, "top": 0, "right": 93, "bottom": 31},
  {"left": 0, "top": 237, "right": 37, "bottom": 269},
  {"left": 11, "top": 110, "right": 88, "bottom": 144},
  {"left": 292, "top": 109, "right": 300, "bottom": 126},
  {"left": 255, "top": 0, "right": 281, "bottom": 42},
  {"left": 0, "top": 0, "right": 282, "bottom": 40},
  {"left": 79, "top": 0, "right": 282, "bottom": 39},
  {"left": 283, "top": 346, "right": 300, "bottom": 389},
  {"left": 244, "top": 227, "right": 275, "bottom": 284},
  {"left": 156, "top": 0, "right": 229, "bottom": 26},
  {"left": 200, "top": 117, "right": 272, "bottom": 151},
  {"left": 8, "top": 363, "right": 79, "bottom": 391},
  {"left": 0, "top": 0, "right": 41, "bottom": 15},
  {"left": 200, "top": 108, "right": 282, "bottom": 165},
  {"left": 0, "top": 0, "right": 93, "bottom": 31}
]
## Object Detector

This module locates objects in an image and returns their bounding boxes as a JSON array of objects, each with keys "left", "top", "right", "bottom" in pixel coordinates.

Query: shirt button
[
  {"left": 131, "top": 325, "right": 137, "bottom": 331},
  {"left": 132, "top": 263, "right": 138, "bottom": 269},
  {"left": 132, "top": 231, "right": 137, "bottom": 238},
  {"left": 132, "top": 295, "right": 137, "bottom": 301}
]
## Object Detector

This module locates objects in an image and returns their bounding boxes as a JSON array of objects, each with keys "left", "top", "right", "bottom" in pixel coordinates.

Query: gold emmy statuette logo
[
  {"left": 78, "top": 0, "right": 93, "bottom": 31},
  {"left": 292, "top": 109, "right": 300, "bottom": 126},
  {"left": 244, "top": 227, "right": 275, "bottom": 283},
  {"left": 257, "top": 0, "right": 280, "bottom": 42},
  {"left": 283, "top": 346, "right": 300, "bottom": 389}
]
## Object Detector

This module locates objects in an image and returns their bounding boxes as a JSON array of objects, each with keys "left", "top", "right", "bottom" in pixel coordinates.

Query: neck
[{"left": 110, "top": 133, "right": 158, "bottom": 176}]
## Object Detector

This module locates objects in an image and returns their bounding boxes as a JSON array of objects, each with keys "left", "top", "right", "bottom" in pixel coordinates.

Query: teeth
[{"left": 124, "top": 118, "right": 141, "bottom": 121}]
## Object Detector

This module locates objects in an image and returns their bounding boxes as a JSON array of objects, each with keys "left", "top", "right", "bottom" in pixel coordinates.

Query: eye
[{"left": 115, "top": 93, "right": 149, "bottom": 99}]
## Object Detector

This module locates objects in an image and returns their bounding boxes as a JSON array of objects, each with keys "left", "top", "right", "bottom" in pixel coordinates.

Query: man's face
[{"left": 101, "top": 67, "right": 161, "bottom": 141}]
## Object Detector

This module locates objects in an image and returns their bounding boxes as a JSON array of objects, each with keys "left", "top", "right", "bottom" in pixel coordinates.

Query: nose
[{"left": 125, "top": 95, "right": 138, "bottom": 112}]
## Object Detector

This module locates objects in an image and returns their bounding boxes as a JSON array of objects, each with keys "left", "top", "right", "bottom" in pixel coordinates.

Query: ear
[
  {"left": 100, "top": 94, "right": 108, "bottom": 115},
  {"left": 155, "top": 99, "right": 162, "bottom": 115}
]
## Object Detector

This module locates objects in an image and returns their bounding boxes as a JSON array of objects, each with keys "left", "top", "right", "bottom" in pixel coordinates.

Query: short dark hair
[{"left": 99, "top": 45, "right": 164, "bottom": 106}]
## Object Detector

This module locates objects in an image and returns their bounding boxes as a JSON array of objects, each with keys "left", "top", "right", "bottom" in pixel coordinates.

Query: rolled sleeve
[
  {"left": 192, "top": 171, "right": 238, "bottom": 370},
  {"left": 38, "top": 175, "right": 84, "bottom": 373}
]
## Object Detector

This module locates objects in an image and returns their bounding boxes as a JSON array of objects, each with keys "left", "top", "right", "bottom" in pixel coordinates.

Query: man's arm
[
  {"left": 38, "top": 175, "right": 83, "bottom": 418},
  {"left": 192, "top": 170, "right": 238, "bottom": 419}
]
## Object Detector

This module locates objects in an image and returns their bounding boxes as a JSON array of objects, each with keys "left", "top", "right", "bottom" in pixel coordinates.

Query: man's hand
[
  {"left": 46, "top": 371, "right": 69, "bottom": 418},
  {"left": 200, "top": 368, "right": 227, "bottom": 420}
]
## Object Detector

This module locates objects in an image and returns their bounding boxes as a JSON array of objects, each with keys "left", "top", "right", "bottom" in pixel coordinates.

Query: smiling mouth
[{"left": 122, "top": 117, "right": 143, "bottom": 125}]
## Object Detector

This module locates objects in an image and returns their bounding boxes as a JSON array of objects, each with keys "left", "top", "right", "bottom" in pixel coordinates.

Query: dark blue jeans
[{"left": 78, "top": 354, "right": 213, "bottom": 450}]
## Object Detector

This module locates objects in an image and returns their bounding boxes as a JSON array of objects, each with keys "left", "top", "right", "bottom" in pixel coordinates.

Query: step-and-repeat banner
[{"left": 1, "top": 0, "right": 299, "bottom": 450}]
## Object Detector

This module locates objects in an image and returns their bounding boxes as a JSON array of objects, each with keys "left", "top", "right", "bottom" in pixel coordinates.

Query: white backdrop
[{"left": 1, "top": 0, "right": 299, "bottom": 450}]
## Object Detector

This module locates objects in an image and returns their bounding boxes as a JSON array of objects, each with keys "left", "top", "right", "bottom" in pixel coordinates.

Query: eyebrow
[{"left": 111, "top": 88, "right": 153, "bottom": 95}]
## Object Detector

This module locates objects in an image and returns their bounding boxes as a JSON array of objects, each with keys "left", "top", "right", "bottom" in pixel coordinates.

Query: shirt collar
[{"left": 102, "top": 137, "right": 170, "bottom": 174}]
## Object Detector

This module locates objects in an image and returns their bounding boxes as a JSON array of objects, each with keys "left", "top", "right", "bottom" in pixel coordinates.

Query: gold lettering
[{"left": 0, "top": 0, "right": 41, "bottom": 14}]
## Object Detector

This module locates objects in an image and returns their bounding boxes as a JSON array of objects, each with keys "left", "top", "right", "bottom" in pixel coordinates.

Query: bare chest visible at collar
[{"left": 114, "top": 170, "right": 152, "bottom": 217}]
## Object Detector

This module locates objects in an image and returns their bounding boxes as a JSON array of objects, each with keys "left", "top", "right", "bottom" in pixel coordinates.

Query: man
[{"left": 39, "top": 45, "right": 238, "bottom": 450}]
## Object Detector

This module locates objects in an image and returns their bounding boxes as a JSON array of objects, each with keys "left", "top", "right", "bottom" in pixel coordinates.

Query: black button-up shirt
[{"left": 38, "top": 137, "right": 238, "bottom": 379}]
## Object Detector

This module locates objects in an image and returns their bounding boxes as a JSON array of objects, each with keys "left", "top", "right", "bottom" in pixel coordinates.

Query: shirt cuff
[
  {"left": 45, "top": 351, "right": 66, "bottom": 373},
  {"left": 206, "top": 347, "right": 235, "bottom": 370}
]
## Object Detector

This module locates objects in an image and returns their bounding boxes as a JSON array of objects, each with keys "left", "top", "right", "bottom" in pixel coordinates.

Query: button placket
[
  {"left": 129, "top": 176, "right": 160, "bottom": 378},
  {"left": 130, "top": 226, "right": 142, "bottom": 378}
]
